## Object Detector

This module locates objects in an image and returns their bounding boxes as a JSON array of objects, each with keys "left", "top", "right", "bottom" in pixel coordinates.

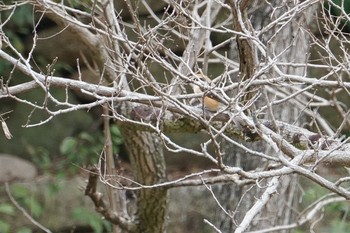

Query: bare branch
[
  {"left": 5, "top": 183, "right": 52, "bottom": 233},
  {"left": 85, "top": 167, "right": 136, "bottom": 232}
]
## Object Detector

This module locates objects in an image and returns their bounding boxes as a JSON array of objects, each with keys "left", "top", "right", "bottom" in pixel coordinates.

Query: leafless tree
[{"left": 1, "top": 0, "right": 350, "bottom": 232}]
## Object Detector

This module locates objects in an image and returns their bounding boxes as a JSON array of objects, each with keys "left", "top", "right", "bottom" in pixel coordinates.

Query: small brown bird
[{"left": 189, "top": 73, "right": 221, "bottom": 112}]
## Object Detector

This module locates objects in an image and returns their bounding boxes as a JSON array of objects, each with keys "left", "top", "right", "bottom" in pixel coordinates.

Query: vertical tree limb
[
  {"left": 229, "top": 0, "right": 257, "bottom": 104},
  {"left": 119, "top": 127, "right": 168, "bottom": 233}
]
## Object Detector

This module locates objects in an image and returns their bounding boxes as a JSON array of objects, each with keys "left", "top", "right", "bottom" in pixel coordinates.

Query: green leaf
[
  {"left": 0, "top": 220, "right": 10, "bottom": 233},
  {"left": 89, "top": 217, "right": 103, "bottom": 233},
  {"left": 60, "top": 137, "right": 77, "bottom": 154},
  {"left": 11, "top": 185, "right": 30, "bottom": 198},
  {"left": 24, "top": 198, "right": 43, "bottom": 218},
  {"left": 17, "top": 227, "right": 32, "bottom": 233},
  {"left": 72, "top": 208, "right": 104, "bottom": 233},
  {"left": 111, "top": 126, "right": 123, "bottom": 146},
  {"left": 102, "top": 221, "right": 112, "bottom": 233},
  {"left": 111, "top": 125, "right": 121, "bottom": 137},
  {"left": 0, "top": 204, "right": 15, "bottom": 215},
  {"left": 80, "top": 132, "right": 95, "bottom": 142}
]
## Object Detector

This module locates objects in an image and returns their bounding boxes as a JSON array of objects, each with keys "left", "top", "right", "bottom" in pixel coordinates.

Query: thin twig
[{"left": 5, "top": 182, "right": 52, "bottom": 233}]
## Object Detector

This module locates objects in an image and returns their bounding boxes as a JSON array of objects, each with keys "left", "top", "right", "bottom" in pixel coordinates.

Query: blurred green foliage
[
  {"left": 1, "top": 2, "right": 33, "bottom": 53},
  {"left": 11, "top": 184, "right": 43, "bottom": 218},
  {"left": 0, "top": 220, "right": 10, "bottom": 233},
  {"left": 0, "top": 203, "right": 15, "bottom": 216},
  {"left": 0, "top": 185, "right": 40, "bottom": 233},
  {"left": 1, "top": 2, "right": 123, "bottom": 231},
  {"left": 58, "top": 124, "right": 123, "bottom": 173},
  {"left": 329, "top": 219, "right": 350, "bottom": 233},
  {"left": 72, "top": 207, "right": 112, "bottom": 233},
  {"left": 16, "top": 228, "right": 33, "bottom": 233},
  {"left": 0, "top": 159, "right": 118, "bottom": 233},
  {"left": 0, "top": 125, "right": 123, "bottom": 233},
  {"left": 27, "top": 124, "right": 123, "bottom": 175},
  {"left": 298, "top": 179, "right": 350, "bottom": 233},
  {"left": 325, "top": 0, "right": 350, "bottom": 31}
]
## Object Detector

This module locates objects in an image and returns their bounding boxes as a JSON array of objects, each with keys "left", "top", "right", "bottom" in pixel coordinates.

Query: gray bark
[
  {"left": 215, "top": 1, "right": 316, "bottom": 231},
  {"left": 119, "top": 128, "right": 168, "bottom": 233}
]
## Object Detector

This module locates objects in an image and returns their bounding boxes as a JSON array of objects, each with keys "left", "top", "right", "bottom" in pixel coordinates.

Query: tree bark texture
[
  {"left": 119, "top": 127, "right": 168, "bottom": 233},
  {"left": 215, "top": 1, "right": 316, "bottom": 231}
]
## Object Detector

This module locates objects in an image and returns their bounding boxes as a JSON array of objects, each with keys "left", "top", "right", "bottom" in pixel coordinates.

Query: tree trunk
[
  {"left": 119, "top": 127, "right": 168, "bottom": 233},
  {"left": 215, "top": 1, "right": 316, "bottom": 231}
]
